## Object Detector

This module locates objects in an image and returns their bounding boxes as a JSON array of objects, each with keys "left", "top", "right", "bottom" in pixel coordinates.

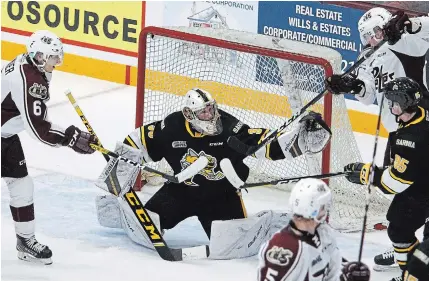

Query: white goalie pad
[
  {"left": 209, "top": 210, "right": 291, "bottom": 259},
  {"left": 95, "top": 142, "right": 144, "bottom": 197},
  {"left": 95, "top": 194, "right": 161, "bottom": 250}
]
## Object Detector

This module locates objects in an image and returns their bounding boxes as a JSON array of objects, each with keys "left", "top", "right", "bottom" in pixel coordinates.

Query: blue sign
[
  {"left": 256, "top": 2, "right": 367, "bottom": 99},
  {"left": 258, "top": 1, "right": 366, "bottom": 73}
]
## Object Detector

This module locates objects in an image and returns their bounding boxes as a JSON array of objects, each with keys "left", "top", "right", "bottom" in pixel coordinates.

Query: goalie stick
[
  {"left": 90, "top": 144, "right": 208, "bottom": 184},
  {"left": 227, "top": 38, "right": 388, "bottom": 156},
  {"left": 220, "top": 159, "right": 344, "bottom": 189},
  {"left": 66, "top": 90, "right": 210, "bottom": 261}
]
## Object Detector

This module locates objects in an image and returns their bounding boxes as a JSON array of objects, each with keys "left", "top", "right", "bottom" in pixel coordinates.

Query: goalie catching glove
[{"left": 295, "top": 111, "right": 332, "bottom": 155}]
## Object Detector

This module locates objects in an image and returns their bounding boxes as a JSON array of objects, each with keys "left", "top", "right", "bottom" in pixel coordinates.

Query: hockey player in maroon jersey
[
  {"left": 1, "top": 30, "right": 96, "bottom": 264},
  {"left": 257, "top": 178, "right": 371, "bottom": 281}
]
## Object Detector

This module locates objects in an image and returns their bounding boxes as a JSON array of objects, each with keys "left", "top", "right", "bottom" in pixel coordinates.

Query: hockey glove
[
  {"left": 344, "top": 162, "right": 383, "bottom": 186},
  {"left": 384, "top": 11, "right": 411, "bottom": 45},
  {"left": 325, "top": 74, "right": 364, "bottom": 95},
  {"left": 340, "top": 262, "right": 370, "bottom": 281},
  {"left": 298, "top": 111, "right": 332, "bottom": 154},
  {"left": 63, "top": 125, "right": 97, "bottom": 154}
]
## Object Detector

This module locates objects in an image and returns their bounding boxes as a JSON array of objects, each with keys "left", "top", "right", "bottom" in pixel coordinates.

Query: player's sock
[
  {"left": 16, "top": 234, "right": 52, "bottom": 265},
  {"left": 393, "top": 240, "right": 419, "bottom": 270}
]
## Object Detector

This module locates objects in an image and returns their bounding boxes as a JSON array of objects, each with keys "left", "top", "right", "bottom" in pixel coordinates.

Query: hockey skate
[
  {"left": 373, "top": 248, "right": 399, "bottom": 272},
  {"left": 16, "top": 235, "right": 52, "bottom": 265}
]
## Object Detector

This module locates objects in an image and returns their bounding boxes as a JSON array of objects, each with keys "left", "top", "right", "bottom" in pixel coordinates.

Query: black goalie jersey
[{"left": 123, "top": 110, "right": 294, "bottom": 192}]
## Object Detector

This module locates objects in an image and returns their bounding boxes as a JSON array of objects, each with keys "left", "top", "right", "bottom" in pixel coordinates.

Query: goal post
[{"left": 135, "top": 26, "right": 390, "bottom": 232}]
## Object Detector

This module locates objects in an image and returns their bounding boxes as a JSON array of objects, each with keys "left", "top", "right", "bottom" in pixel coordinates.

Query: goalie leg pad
[
  {"left": 95, "top": 194, "right": 122, "bottom": 229},
  {"left": 209, "top": 211, "right": 291, "bottom": 259},
  {"left": 117, "top": 197, "right": 161, "bottom": 250},
  {"left": 96, "top": 194, "right": 162, "bottom": 249}
]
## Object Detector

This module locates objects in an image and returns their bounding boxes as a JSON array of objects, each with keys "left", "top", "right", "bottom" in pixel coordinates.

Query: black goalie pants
[{"left": 145, "top": 184, "right": 247, "bottom": 238}]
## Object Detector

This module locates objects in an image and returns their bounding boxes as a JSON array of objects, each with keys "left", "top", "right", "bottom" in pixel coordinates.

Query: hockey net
[{"left": 136, "top": 26, "right": 391, "bottom": 232}]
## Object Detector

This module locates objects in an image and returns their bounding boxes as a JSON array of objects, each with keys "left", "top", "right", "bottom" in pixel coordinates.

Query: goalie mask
[
  {"left": 289, "top": 179, "right": 332, "bottom": 223},
  {"left": 182, "top": 88, "right": 222, "bottom": 136}
]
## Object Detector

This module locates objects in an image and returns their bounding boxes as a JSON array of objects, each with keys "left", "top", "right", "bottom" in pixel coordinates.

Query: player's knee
[
  {"left": 388, "top": 222, "right": 417, "bottom": 242},
  {"left": 5, "top": 176, "right": 34, "bottom": 207}
]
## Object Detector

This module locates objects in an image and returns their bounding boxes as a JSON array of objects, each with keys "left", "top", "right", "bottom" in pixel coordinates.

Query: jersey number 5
[
  {"left": 393, "top": 154, "right": 409, "bottom": 173},
  {"left": 264, "top": 268, "right": 278, "bottom": 281}
]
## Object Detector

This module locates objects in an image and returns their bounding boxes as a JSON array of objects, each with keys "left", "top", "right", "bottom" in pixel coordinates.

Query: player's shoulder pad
[
  {"left": 264, "top": 227, "right": 303, "bottom": 267},
  {"left": 161, "top": 111, "right": 186, "bottom": 130},
  {"left": 23, "top": 67, "right": 50, "bottom": 101},
  {"left": 219, "top": 109, "right": 248, "bottom": 134}
]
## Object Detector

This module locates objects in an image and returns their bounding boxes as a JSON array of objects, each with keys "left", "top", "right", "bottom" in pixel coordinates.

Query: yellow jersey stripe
[
  {"left": 394, "top": 240, "right": 419, "bottom": 253},
  {"left": 380, "top": 181, "right": 397, "bottom": 194},
  {"left": 405, "top": 107, "right": 425, "bottom": 127},
  {"left": 125, "top": 136, "right": 138, "bottom": 149},
  {"left": 140, "top": 126, "right": 147, "bottom": 149},
  {"left": 389, "top": 168, "right": 413, "bottom": 185}
]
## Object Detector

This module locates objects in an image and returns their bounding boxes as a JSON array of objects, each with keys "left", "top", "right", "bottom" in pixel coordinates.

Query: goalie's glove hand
[
  {"left": 340, "top": 262, "right": 370, "bottom": 281},
  {"left": 298, "top": 111, "right": 332, "bottom": 154},
  {"left": 325, "top": 74, "right": 364, "bottom": 95},
  {"left": 384, "top": 11, "right": 411, "bottom": 45},
  {"left": 63, "top": 125, "right": 97, "bottom": 154}
]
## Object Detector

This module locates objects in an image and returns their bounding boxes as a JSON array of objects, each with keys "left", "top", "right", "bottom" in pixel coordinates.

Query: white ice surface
[{"left": 2, "top": 61, "right": 423, "bottom": 281}]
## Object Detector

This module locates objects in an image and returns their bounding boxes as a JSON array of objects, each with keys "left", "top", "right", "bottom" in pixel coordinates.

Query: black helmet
[{"left": 383, "top": 77, "right": 422, "bottom": 113}]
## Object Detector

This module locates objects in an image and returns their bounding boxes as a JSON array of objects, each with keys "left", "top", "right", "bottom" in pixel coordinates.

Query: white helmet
[
  {"left": 289, "top": 178, "right": 332, "bottom": 223},
  {"left": 26, "top": 30, "right": 64, "bottom": 72},
  {"left": 358, "top": 8, "right": 392, "bottom": 46},
  {"left": 182, "top": 88, "right": 222, "bottom": 135}
]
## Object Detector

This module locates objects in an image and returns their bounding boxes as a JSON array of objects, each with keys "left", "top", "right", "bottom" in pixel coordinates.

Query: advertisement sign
[
  {"left": 2, "top": 1, "right": 144, "bottom": 55},
  {"left": 258, "top": 1, "right": 365, "bottom": 73},
  {"left": 162, "top": 1, "right": 258, "bottom": 33}
]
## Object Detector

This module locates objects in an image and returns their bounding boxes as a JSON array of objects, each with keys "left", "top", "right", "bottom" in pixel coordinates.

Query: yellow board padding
[
  {"left": 1, "top": 40, "right": 389, "bottom": 138},
  {"left": 145, "top": 69, "right": 294, "bottom": 118}
]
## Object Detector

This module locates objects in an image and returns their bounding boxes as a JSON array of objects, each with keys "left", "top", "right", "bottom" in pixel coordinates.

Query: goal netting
[{"left": 135, "top": 26, "right": 391, "bottom": 232}]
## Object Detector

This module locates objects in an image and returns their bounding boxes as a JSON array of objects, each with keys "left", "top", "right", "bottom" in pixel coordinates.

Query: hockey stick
[
  {"left": 220, "top": 159, "right": 345, "bottom": 189},
  {"left": 66, "top": 90, "right": 210, "bottom": 261},
  {"left": 227, "top": 39, "right": 388, "bottom": 156},
  {"left": 65, "top": 90, "right": 109, "bottom": 162},
  {"left": 357, "top": 93, "right": 385, "bottom": 264},
  {"left": 90, "top": 143, "right": 208, "bottom": 184}
]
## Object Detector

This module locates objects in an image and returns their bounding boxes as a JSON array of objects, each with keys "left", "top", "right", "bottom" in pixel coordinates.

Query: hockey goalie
[{"left": 94, "top": 88, "right": 332, "bottom": 259}]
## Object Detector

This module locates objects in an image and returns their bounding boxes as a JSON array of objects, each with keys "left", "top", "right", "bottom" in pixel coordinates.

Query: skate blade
[
  {"left": 372, "top": 264, "right": 399, "bottom": 272},
  {"left": 17, "top": 251, "right": 52, "bottom": 265}
]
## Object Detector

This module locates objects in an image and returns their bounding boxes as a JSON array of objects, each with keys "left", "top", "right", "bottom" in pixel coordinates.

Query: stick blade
[
  {"left": 220, "top": 158, "right": 244, "bottom": 189},
  {"left": 175, "top": 156, "right": 208, "bottom": 183}
]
